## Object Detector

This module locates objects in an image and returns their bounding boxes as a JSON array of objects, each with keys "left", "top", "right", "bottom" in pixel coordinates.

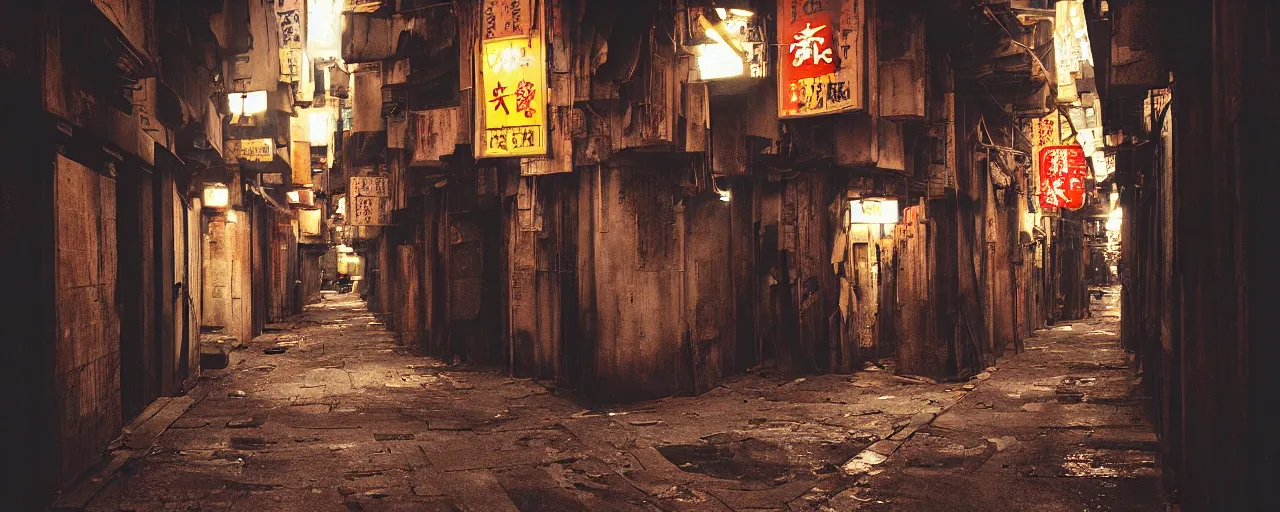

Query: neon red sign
[{"left": 1038, "top": 145, "right": 1088, "bottom": 210}]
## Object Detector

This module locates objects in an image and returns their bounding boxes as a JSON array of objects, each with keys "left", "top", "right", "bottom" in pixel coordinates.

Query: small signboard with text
[
  {"left": 347, "top": 176, "right": 392, "bottom": 226},
  {"left": 224, "top": 138, "right": 275, "bottom": 164},
  {"left": 477, "top": 0, "right": 548, "bottom": 158}
]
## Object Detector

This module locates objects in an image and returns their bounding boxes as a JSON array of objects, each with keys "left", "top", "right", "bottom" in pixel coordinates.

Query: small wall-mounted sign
[
  {"left": 224, "top": 138, "right": 275, "bottom": 164},
  {"left": 347, "top": 176, "right": 391, "bottom": 226}
]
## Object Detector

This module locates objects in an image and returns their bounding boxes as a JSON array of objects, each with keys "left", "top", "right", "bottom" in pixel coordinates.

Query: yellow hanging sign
[{"left": 479, "top": 34, "right": 547, "bottom": 158}]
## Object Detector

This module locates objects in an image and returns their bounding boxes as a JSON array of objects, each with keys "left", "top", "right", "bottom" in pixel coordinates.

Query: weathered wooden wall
[
  {"left": 585, "top": 165, "right": 691, "bottom": 399},
  {"left": 333, "top": 0, "right": 1064, "bottom": 400},
  {"left": 1111, "top": 0, "right": 1280, "bottom": 508},
  {"left": 53, "top": 154, "right": 122, "bottom": 488},
  {"left": 1, "top": 1, "right": 224, "bottom": 507}
]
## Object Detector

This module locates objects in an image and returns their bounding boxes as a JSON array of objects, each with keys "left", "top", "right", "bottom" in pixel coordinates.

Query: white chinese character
[{"left": 789, "top": 23, "right": 833, "bottom": 67}]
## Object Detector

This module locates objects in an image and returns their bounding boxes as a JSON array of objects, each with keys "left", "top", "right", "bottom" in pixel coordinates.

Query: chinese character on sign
[
  {"left": 790, "top": 23, "right": 832, "bottom": 67},
  {"left": 490, "top": 82, "right": 511, "bottom": 115},
  {"left": 1038, "top": 145, "right": 1087, "bottom": 210},
  {"left": 514, "top": 80, "right": 537, "bottom": 118}
]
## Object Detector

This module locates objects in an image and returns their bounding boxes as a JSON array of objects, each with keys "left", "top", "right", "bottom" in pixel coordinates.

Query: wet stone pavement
[{"left": 69, "top": 289, "right": 1162, "bottom": 511}]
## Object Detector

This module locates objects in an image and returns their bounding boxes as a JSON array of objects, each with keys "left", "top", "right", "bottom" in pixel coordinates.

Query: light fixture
[
  {"left": 228, "top": 91, "right": 268, "bottom": 116},
  {"left": 692, "top": 6, "right": 761, "bottom": 81},
  {"left": 850, "top": 198, "right": 900, "bottom": 224},
  {"left": 203, "top": 183, "right": 230, "bottom": 210},
  {"left": 225, "top": 210, "right": 239, "bottom": 223},
  {"left": 713, "top": 175, "right": 732, "bottom": 202}
]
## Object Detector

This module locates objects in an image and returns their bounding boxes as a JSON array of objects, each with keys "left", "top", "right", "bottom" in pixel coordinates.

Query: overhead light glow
[
  {"left": 228, "top": 91, "right": 268, "bottom": 116},
  {"left": 308, "top": 110, "right": 335, "bottom": 146},
  {"left": 693, "top": 7, "right": 763, "bottom": 81},
  {"left": 308, "top": 0, "right": 342, "bottom": 60},
  {"left": 1106, "top": 207, "right": 1123, "bottom": 232},
  {"left": 697, "top": 37, "right": 746, "bottom": 80}
]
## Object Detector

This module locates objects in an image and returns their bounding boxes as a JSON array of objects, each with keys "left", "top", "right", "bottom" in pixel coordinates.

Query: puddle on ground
[
  {"left": 1061, "top": 449, "right": 1157, "bottom": 478},
  {"left": 658, "top": 439, "right": 793, "bottom": 482}
]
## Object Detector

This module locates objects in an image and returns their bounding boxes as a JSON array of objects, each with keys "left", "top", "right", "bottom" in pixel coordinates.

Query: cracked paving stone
[{"left": 74, "top": 296, "right": 1062, "bottom": 511}]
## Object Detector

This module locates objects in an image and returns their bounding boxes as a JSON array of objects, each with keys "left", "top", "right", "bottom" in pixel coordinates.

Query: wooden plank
[
  {"left": 410, "top": 108, "right": 461, "bottom": 165},
  {"left": 683, "top": 82, "right": 709, "bottom": 153},
  {"left": 352, "top": 63, "right": 386, "bottom": 132},
  {"left": 877, "top": 120, "right": 905, "bottom": 171},
  {"left": 711, "top": 98, "right": 748, "bottom": 175},
  {"left": 834, "top": 113, "right": 878, "bottom": 167},
  {"left": 54, "top": 155, "right": 123, "bottom": 489},
  {"left": 876, "top": 2, "right": 925, "bottom": 119}
]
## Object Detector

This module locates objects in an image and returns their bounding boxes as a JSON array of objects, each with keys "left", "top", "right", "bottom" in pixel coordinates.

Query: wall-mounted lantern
[
  {"left": 849, "top": 198, "right": 900, "bottom": 225},
  {"left": 203, "top": 182, "right": 230, "bottom": 210},
  {"left": 225, "top": 210, "right": 239, "bottom": 224}
]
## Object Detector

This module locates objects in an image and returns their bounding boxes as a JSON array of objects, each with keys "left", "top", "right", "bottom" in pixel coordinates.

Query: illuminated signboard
[
  {"left": 849, "top": 199, "right": 900, "bottom": 224},
  {"left": 1038, "top": 145, "right": 1088, "bottom": 210},
  {"left": 224, "top": 138, "right": 275, "bottom": 163},
  {"left": 478, "top": 0, "right": 547, "bottom": 158},
  {"left": 777, "top": 0, "right": 859, "bottom": 118}
]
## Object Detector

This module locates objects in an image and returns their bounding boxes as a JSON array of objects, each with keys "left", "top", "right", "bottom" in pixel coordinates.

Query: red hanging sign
[
  {"left": 777, "top": 0, "right": 857, "bottom": 118},
  {"left": 1038, "top": 145, "right": 1088, "bottom": 210}
]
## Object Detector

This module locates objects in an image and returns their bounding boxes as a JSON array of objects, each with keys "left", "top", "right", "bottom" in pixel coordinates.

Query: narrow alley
[
  {"left": 3, "top": 0, "right": 1277, "bottom": 510},
  {"left": 55, "top": 288, "right": 1157, "bottom": 511}
]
